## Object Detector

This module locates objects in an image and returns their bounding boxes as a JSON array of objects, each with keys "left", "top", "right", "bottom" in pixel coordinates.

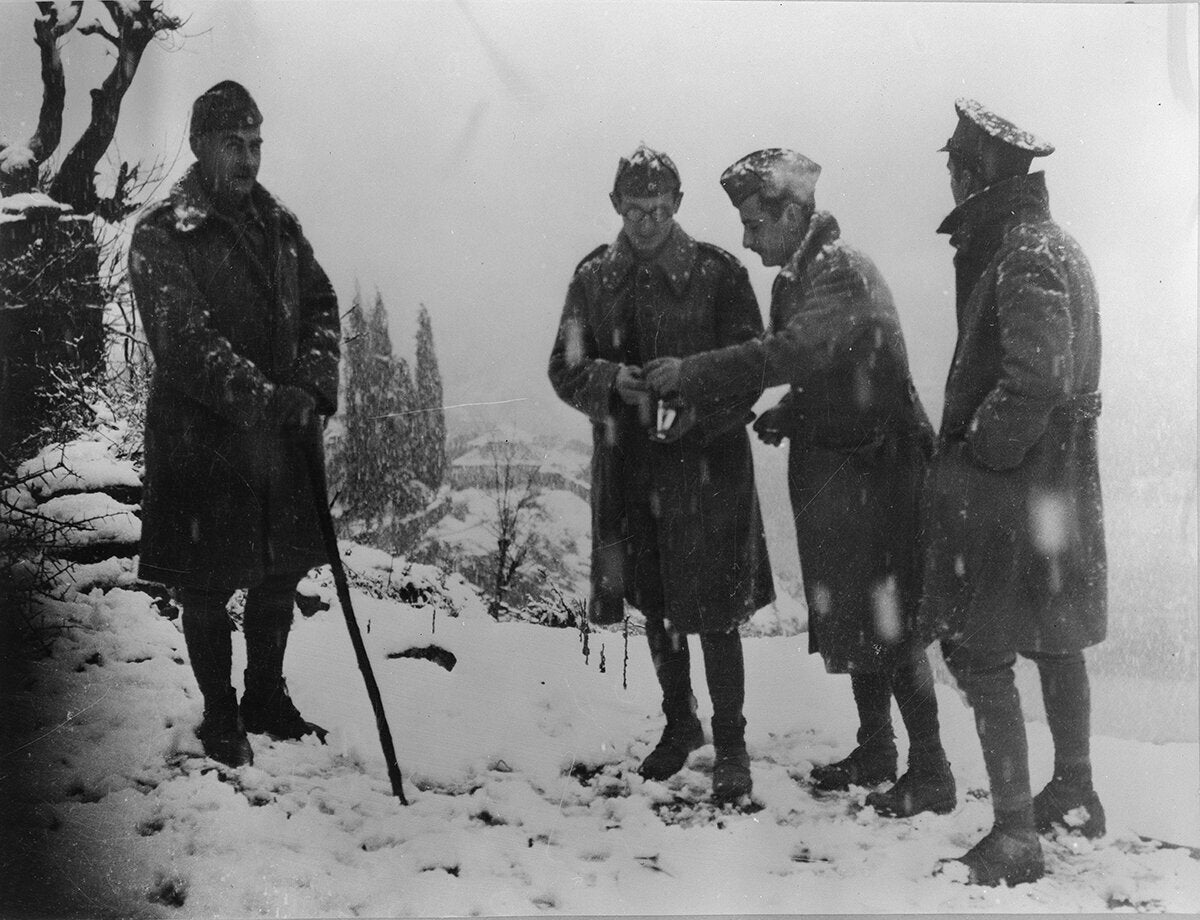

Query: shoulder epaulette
[
  {"left": 131, "top": 197, "right": 176, "bottom": 233},
  {"left": 696, "top": 240, "right": 746, "bottom": 272},
  {"left": 1000, "top": 220, "right": 1060, "bottom": 256},
  {"left": 574, "top": 243, "right": 609, "bottom": 275}
]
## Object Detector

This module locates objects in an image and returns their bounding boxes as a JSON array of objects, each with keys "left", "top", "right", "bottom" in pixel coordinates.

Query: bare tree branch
[
  {"left": 78, "top": 19, "right": 120, "bottom": 47},
  {"left": 49, "top": 0, "right": 182, "bottom": 213},
  {"left": 0, "top": 3, "right": 83, "bottom": 194}
]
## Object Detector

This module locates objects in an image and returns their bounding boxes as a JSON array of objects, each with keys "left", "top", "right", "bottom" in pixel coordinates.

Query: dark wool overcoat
[
  {"left": 923, "top": 172, "right": 1107, "bottom": 654},
  {"left": 548, "top": 224, "right": 775, "bottom": 632},
  {"left": 129, "top": 164, "right": 340, "bottom": 594},
  {"left": 680, "top": 212, "right": 933, "bottom": 673}
]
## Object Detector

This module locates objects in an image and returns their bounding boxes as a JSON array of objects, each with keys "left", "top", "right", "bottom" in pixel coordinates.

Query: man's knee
[
  {"left": 244, "top": 571, "right": 305, "bottom": 631},
  {"left": 1023, "top": 648, "right": 1085, "bottom": 667},
  {"left": 177, "top": 587, "right": 232, "bottom": 625},
  {"left": 940, "top": 640, "right": 1016, "bottom": 690}
]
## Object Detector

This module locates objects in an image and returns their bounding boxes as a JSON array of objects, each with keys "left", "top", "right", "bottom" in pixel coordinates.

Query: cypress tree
[
  {"left": 390, "top": 352, "right": 423, "bottom": 519},
  {"left": 327, "top": 289, "right": 442, "bottom": 546},
  {"left": 414, "top": 304, "right": 447, "bottom": 491}
]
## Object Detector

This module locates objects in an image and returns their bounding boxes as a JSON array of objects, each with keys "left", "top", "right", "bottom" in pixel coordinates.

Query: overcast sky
[{"left": 3, "top": 1, "right": 1197, "bottom": 464}]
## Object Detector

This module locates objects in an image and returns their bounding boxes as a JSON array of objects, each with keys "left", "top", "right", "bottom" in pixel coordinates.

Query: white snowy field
[{"left": 2, "top": 560, "right": 1198, "bottom": 918}]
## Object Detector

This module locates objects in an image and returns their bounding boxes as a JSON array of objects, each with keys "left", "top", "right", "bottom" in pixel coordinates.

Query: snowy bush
[
  {"left": 413, "top": 483, "right": 591, "bottom": 621},
  {"left": 1, "top": 435, "right": 143, "bottom": 652}
]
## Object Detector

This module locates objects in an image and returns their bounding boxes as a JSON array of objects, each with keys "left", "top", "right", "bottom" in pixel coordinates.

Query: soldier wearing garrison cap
[
  {"left": 549, "top": 145, "right": 774, "bottom": 803},
  {"left": 647, "top": 148, "right": 954, "bottom": 820},
  {"left": 925, "top": 99, "right": 1107, "bottom": 886},
  {"left": 129, "top": 81, "right": 341, "bottom": 768}
]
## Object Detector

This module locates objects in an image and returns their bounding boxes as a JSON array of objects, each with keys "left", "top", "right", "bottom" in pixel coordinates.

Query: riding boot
[
  {"left": 240, "top": 574, "right": 323, "bottom": 741},
  {"left": 1032, "top": 652, "right": 1105, "bottom": 837},
  {"left": 811, "top": 671, "right": 897, "bottom": 791},
  {"left": 949, "top": 806, "right": 1044, "bottom": 887},
  {"left": 868, "top": 643, "right": 956, "bottom": 816},
  {"left": 178, "top": 588, "right": 253, "bottom": 767},
  {"left": 701, "top": 629, "right": 751, "bottom": 802},
  {"left": 944, "top": 651, "right": 1043, "bottom": 885},
  {"left": 638, "top": 616, "right": 704, "bottom": 780}
]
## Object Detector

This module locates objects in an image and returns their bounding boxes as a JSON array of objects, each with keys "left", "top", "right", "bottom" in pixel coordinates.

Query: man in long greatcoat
[
  {"left": 130, "top": 82, "right": 340, "bottom": 767},
  {"left": 647, "top": 149, "right": 954, "bottom": 818},
  {"left": 925, "top": 99, "right": 1107, "bottom": 886},
  {"left": 548, "top": 146, "right": 774, "bottom": 802}
]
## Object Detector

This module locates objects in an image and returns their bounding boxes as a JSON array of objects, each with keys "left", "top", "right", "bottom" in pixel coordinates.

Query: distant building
[{"left": 449, "top": 426, "right": 590, "bottom": 500}]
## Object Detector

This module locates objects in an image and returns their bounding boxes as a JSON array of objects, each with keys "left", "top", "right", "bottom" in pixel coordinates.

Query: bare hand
[
  {"left": 615, "top": 364, "right": 648, "bottom": 405},
  {"left": 643, "top": 356, "right": 682, "bottom": 396}
]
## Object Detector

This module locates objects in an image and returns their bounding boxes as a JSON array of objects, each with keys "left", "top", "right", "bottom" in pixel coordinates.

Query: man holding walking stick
[{"left": 129, "top": 82, "right": 340, "bottom": 768}]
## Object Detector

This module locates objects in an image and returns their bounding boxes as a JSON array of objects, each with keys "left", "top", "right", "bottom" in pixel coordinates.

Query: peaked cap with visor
[{"left": 940, "top": 97, "right": 1054, "bottom": 173}]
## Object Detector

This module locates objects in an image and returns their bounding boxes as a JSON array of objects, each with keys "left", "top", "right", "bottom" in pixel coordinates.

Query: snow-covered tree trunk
[{"left": 0, "top": 1, "right": 182, "bottom": 464}]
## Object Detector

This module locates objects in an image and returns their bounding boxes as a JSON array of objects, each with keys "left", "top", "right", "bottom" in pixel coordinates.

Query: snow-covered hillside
[
  {"left": 3, "top": 435, "right": 1198, "bottom": 917},
  {"left": 2, "top": 556, "right": 1198, "bottom": 916}
]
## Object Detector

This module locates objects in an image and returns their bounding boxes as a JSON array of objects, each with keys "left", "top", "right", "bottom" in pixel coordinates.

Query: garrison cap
[
  {"left": 720, "top": 148, "right": 821, "bottom": 207},
  {"left": 190, "top": 81, "right": 263, "bottom": 137},
  {"left": 940, "top": 97, "right": 1054, "bottom": 160},
  {"left": 612, "top": 145, "right": 681, "bottom": 197}
]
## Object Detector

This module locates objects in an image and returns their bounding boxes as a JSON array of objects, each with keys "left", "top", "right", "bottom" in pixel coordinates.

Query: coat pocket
[{"left": 925, "top": 441, "right": 1021, "bottom": 589}]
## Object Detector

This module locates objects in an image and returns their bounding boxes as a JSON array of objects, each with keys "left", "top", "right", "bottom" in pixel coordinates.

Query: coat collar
[
  {"left": 936, "top": 171, "right": 1051, "bottom": 248},
  {"left": 598, "top": 222, "right": 698, "bottom": 296},
  {"left": 165, "top": 162, "right": 277, "bottom": 234},
  {"left": 164, "top": 163, "right": 282, "bottom": 299},
  {"left": 779, "top": 210, "right": 840, "bottom": 283}
]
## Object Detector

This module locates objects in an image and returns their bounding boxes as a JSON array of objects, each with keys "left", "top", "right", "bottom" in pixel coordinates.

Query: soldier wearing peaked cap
[
  {"left": 129, "top": 81, "right": 341, "bottom": 768},
  {"left": 548, "top": 145, "right": 774, "bottom": 803},
  {"left": 925, "top": 99, "right": 1107, "bottom": 886},
  {"left": 646, "top": 148, "right": 955, "bottom": 820}
]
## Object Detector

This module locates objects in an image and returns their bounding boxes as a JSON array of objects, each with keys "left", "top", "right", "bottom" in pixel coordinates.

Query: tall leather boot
[
  {"left": 240, "top": 574, "right": 324, "bottom": 741},
  {"left": 178, "top": 587, "right": 253, "bottom": 767},
  {"left": 868, "top": 643, "right": 956, "bottom": 817},
  {"left": 638, "top": 616, "right": 704, "bottom": 780},
  {"left": 811, "top": 671, "right": 897, "bottom": 791},
  {"left": 1032, "top": 651, "right": 1105, "bottom": 837},
  {"left": 701, "top": 628, "right": 751, "bottom": 802},
  {"left": 942, "top": 651, "right": 1043, "bottom": 886}
]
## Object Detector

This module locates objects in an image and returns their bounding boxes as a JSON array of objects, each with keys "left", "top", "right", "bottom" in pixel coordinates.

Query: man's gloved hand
[
  {"left": 643, "top": 356, "right": 682, "bottom": 397},
  {"left": 271, "top": 384, "right": 318, "bottom": 431},
  {"left": 752, "top": 403, "right": 788, "bottom": 446},
  {"left": 615, "top": 364, "right": 648, "bottom": 404},
  {"left": 615, "top": 364, "right": 653, "bottom": 427}
]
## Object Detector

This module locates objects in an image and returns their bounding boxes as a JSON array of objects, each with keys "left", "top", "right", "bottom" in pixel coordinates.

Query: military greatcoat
[
  {"left": 129, "top": 164, "right": 340, "bottom": 593},
  {"left": 548, "top": 224, "right": 775, "bottom": 632},
  {"left": 678, "top": 212, "right": 933, "bottom": 673},
  {"left": 923, "top": 171, "right": 1107, "bottom": 654}
]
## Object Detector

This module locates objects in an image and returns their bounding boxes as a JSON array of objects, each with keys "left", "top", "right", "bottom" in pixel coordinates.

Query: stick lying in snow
[
  {"left": 1136, "top": 835, "right": 1200, "bottom": 859},
  {"left": 304, "top": 434, "right": 409, "bottom": 805}
]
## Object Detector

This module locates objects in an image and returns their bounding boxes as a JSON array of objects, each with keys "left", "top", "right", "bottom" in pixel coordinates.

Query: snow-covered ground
[
  {"left": 3, "top": 434, "right": 1197, "bottom": 916},
  {"left": 3, "top": 562, "right": 1198, "bottom": 917}
]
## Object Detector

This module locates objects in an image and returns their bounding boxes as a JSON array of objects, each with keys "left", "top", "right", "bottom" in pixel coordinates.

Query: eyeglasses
[{"left": 621, "top": 203, "right": 675, "bottom": 225}]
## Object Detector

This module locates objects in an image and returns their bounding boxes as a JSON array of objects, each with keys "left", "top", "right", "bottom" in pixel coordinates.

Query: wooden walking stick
[{"left": 304, "top": 436, "right": 408, "bottom": 805}]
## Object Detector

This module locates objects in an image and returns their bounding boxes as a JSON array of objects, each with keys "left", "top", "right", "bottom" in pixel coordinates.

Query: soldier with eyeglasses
[{"left": 548, "top": 145, "right": 774, "bottom": 803}]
